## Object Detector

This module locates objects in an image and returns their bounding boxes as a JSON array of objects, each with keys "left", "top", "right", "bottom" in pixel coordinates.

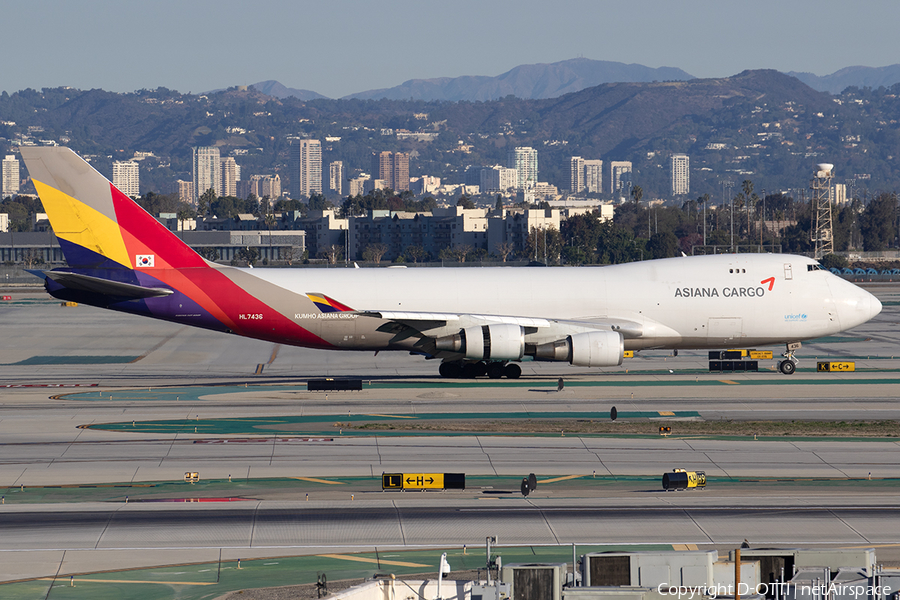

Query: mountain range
[
  {"left": 249, "top": 58, "right": 900, "bottom": 102},
  {"left": 786, "top": 65, "right": 900, "bottom": 94},
  {"left": 3, "top": 68, "right": 899, "bottom": 198},
  {"left": 251, "top": 58, "right": 693, "bottom": 101}
]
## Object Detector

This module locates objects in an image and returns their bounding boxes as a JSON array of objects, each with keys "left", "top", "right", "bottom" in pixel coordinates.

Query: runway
[{"left": 0, "top": 283, "right": 899, "bottom": 585}]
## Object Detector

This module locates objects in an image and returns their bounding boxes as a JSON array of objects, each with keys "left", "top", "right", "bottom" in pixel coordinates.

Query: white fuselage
[{"left": 245, "top": 253, "right": 881, "bottom": 352}]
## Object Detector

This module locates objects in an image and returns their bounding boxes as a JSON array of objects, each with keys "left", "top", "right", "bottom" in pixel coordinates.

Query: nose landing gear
[{"left": 778, "top": 341, "right": 802, "bottom": 375}]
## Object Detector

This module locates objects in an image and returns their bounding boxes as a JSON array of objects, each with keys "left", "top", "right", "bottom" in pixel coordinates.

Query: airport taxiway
[{"left": 0, "top": 283, "right": 899, "bottom": 584}]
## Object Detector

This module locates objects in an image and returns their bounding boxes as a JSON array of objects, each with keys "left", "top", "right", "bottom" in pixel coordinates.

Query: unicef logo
[{"left": 784, "top": 313, "right": 808, "bottom": 321}]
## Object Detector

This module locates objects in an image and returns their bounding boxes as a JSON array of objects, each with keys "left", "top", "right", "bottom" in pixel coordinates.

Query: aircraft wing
[{"left": 358, "top": 310, "right": 641, "bottom": 338}]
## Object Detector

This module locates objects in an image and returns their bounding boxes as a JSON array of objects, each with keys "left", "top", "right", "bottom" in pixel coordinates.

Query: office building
[
  {"left": 192, "top": 146, "right": 221, "bottom": 203},
  {"left": 570, "top": 157, "right": 585, "bottom": 193},
  {"left": 112, "top": 160, "right": 140, "bottom": 197},
  {"left": 392, "top": 152, "right": 410, "bottom": 191},
  {"left": 348, "top": 174, "right": 371, "bottom": 197},
  {"left": 371, "top": 151, "right": 409, "bottom": 192},
  {"left": 609, "top": 161, "right": 633, "bottom": 195},
  {"left": 290, "top": 139, "right": 322, "bottom": 198},
  {"left": 259, "top": 174, "right": 281, "bottom": 200},
  {"left": 410, "top": 175, "right": 441, "bottom": 195},
  {"left": 372, "top": 152, "right": 393, "bottom": 189},
  {"left": 2, "top": 155, "right": 20, "bottom": 198},
  {"left": 570, "top": 157, "right": 603, "bottom": 194},
  {"left": 834, "top": 183, "right": 847, "bottom": 205},
  {"left": 479, "top": 166, "right": 517, "bottom": 194},
  {"left": 670, "top": 154, "right": 690, "bottom": 196},
  {"left": 583, "top": 159, "right": 603, "bottom": 194},
  {"left": 175, "top": 180, "right": 194, "bottom": 204},
  {"left": 329, "top": 161, "right": 343, "bottom": 196},
  {"left": 221, "top": 156, "right": 239, "bottom": 198},
  {"left": 508, "top": 147, "right": 538, "bottom": 191}
]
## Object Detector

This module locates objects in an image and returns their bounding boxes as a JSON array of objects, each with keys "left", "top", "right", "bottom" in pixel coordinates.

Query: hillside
[
  {"left": 787, "top": 64, "right": 900, "bottom": 94},
  {"left": 1, "top": 71, "right": 898, "bottom": 198},
  {"left": 249, "top": 81, "right": 329, "bottom": 101},
  {"left": 343, "top": 58, "right": 694, "bottom": 101}
]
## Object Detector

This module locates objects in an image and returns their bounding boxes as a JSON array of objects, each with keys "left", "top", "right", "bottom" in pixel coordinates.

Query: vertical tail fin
[{"left": 20, "top": 146, "right": 204, "bottom": 271}]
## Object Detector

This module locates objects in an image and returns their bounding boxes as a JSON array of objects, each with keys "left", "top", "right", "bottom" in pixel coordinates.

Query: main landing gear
[
  {"left": 439, "top": 361, "right": 521, "bottom": 379},
  {"left": 778, "top": 341, "right": 802, "bottom": 375}
]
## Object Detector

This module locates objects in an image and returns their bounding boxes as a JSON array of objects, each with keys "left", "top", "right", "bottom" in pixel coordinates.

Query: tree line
[{"left": 4, "top": 179, "right": 898, "bottom": 267}]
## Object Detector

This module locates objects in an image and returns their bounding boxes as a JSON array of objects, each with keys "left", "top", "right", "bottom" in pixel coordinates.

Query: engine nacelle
[
  {"left": 434, "top": 323, "right": 525, "bottom": 361},
  {"left": 533, "top": 330, "right": 624, "bottom": 367}
]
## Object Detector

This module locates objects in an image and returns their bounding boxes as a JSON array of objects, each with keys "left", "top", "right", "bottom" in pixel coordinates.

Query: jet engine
[
  {"left": 533, "top": 330, "right": 624, "bottom": 367},
  {"left": 434, "top": 323, "right": 525, "bottom": 361}
]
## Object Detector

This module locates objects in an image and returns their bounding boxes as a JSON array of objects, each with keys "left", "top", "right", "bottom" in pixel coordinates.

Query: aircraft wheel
[
  {"left": 439, "top": 362, "right": 461, "bottom": 378},
  {"left": 778, "top": 360, "right": 796, "bottom": 375},
  {"left": 461, "top": 362, "right": 480, "bottom": 378},
  {"left": 474, "top": 361, "right": 488, "bottom": 377},
  {"left": 504, "top": 363, "right": 522, "bottom": 379},
  {"left": 487, "top": 363, "right": 505, "bottom": 379}
]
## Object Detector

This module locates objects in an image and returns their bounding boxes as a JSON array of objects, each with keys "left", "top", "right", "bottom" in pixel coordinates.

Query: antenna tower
[{"left": 811, "top": 163, "right": 834, "bottom": 259}]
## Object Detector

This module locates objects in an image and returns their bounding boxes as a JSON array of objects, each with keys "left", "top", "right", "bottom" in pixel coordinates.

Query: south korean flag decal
[{"left": 135, "top": 254, "right": 155, "bottom": 268}]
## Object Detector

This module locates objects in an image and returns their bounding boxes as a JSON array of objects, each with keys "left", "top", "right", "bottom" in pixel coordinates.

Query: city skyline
[{"left": 3, "top": 1, "right": 900, "bottom": 99}]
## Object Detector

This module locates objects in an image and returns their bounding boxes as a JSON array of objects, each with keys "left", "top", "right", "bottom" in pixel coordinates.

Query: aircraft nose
[
  {"left": 866, "top": 291, "right": 883, "bottom": 321},
  {"left": 849, "top": 285, "right": 882, "bottom": 327},
  {"left": 830, "top": 278, "right": 882, "bottom": 329}
]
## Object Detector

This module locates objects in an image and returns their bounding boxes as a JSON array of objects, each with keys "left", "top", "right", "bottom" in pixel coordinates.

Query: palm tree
[{"left": 631, "top": 185, "right": 643, "bottom": 204}]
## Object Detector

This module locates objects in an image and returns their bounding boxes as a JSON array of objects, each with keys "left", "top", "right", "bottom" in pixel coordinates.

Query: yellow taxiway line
[
  {"left": 318, "top": 554, "right": 430, "bottom": 568},
  {"left": 538, "top": 474, "right": 586, "bottom": 484},
  {"left": 39, "top": 577, "right": 214, "bottom": 585}
]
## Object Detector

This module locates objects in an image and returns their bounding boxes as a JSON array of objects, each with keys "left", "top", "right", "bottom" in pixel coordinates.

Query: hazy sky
[{"left": 4, "top": 0, "right": 900, "bottom": 98}]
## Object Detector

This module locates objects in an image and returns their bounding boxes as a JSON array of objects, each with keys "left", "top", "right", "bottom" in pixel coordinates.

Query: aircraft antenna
[{"left": 810, "top": 163, "right": 834, "bottom": 259}]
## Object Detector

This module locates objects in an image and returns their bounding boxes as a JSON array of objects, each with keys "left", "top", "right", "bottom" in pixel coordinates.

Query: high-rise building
[
  {"left": 609, "top": 161, "right": 633, "bottom": 195},
  {"left": 176, "top": 180, "right": 194, "bottom": 204},
  {"left": 464, "top": 165, "right": 484, "bottom": 187},
  {"left": 2, "top": 155, "right": 20, "bottom": 198},
  {"left": 291, "top": 139, "right": 322, "bottom": 198},
  {"left": 329, "top": 161, "right": 343, "bottom": 196},
  {"left": 112, "top": 160, "right": 140, "bottom": 198},
  {"left": 348, "top": 174, "right": 371, "bottom": 197},
  {"left": 259, "top": 174, "right": 281, "bottom": 200},
  {"left": 508, "top": 147, "right": 538, "bottom": 191},
  {"left": 670, "top": 154, "right": 690, "bottom": 195},
  {"left": 570, "top": 157, "right": 585, "bottom": 193},
  {"left": 834, "top": 183, "right": 847, "bottom": 205},
  {"left": 221, "top": 156, "right": 239, "bottom": 198},
  {"left": 480, "top": 166, "right": 518, "bottom": 193},
  {"left": 583, "top": 159, "right": 603, "bottom": 194},
  {"left": 371, "top": 151, "right": 409, "bottom": 192},
  {"left": 392, "top": 152, "right": 410, "bottom": 192},
  {"left": 192, "top": 146, "right": 221, "bottom": 203},
  {"left": 372, "top": 151, "right": 393, "bottom": 189},
  {"left": 410, "top": 175, "right": 441, "bottom": 195}
]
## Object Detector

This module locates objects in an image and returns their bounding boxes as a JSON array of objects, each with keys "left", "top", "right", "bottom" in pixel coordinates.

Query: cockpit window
[{"left": 808, "top": 263, "right": 825, "bottom": 271}]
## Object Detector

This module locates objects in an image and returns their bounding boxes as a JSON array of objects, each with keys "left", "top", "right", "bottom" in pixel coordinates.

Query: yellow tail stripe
[{"left": 32, "top": 179, "right": 130, "bottom": 267}]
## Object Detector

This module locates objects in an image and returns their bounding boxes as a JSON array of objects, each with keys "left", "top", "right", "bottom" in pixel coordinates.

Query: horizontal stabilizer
[{"left": 43, "top": 271, "right": 174, "bottom": 300}]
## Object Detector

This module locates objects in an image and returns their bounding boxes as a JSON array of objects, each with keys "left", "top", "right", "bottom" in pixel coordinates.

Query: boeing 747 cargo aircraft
[{"left": 20, "top": 147, "right": 881, "bottom": 377}]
